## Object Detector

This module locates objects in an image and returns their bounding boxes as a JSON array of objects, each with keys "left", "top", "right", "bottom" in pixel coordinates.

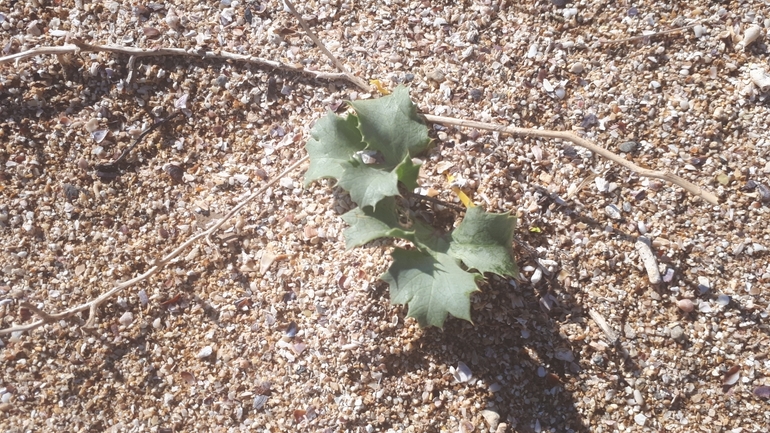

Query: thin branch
[
  {"left": 0, "top": 156, "right": 309, "bottom": 335},
  {"left": 597, "top": 22, "right": 699, "bottom": 45},
  {"left": 279, "top": 1, "right": 716, "bottom": 205},
  {"left": 95, "top": 110, "right": 184, "bottom": 179},
  {"left": 423, "top": 114, "right": 719, "bottom": 205},
  {"left": 282, "top": 0, "right": 371, "bottom": 92},
  {"left": 0, "top": 40, "right": 356, "bottom": 86}
]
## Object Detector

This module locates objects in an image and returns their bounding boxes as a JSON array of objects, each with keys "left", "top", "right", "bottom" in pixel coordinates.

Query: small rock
[
  {"left": 554, "top": 348, "right": 574, "bottom": 362},
  {"left": 634, "top": 389, "right": 644, "bottom": 406},
  {"left": 693, "top": 25, "right": 705, "bottom": 38},
  {"left": 670, "top": 325, "right": 685, "bottom": 343},
  {"left": 580, "top": 113, "right": 598, "bottom": 129},
  {"left": 253, "top": 394, "right": 268, "bottom": 410},
  {"left": 605, "top": 204, "right": 621, "bottom": 220},
  {"left": 677, "top": 299, "right": 695, "bottom": 312},
  {"left": 569, "top": 62, "right": 584, "bottom": 74},
  {"left": 595, "top": 177, "right": 609, "bottom": 192},
  {"left": 757, "top": 183, "right": 770, "bottom": 203},
  {"left": 481, "top": 410, "right": 500, "bottom": 431},
  {"left": 215, "top": 74, "right": 228, "bottom": 87},
  {"left": 85, "top": 118, "right": 100, "bottom": 133},
  {"left": 698, "top": 301, "right": 713, "bottom": 313},
  {"left": 197, "top": 345, "right": 214, "bottom": 359},
  {"left": 697, "top": 276, "right": 710, "bottom": 294},
  {"left": 279, "top": 177, "right": 294, "bottom": 188},
  {"left": 62, "top": 183, "right": 80, "bottom": 201},
  {"left": 530, "top": 268, "right": 543, "bottom": 284},
  {"left": 118, "top": 311, "right": 134, "bottom": 326},
  {"left": 619, "top": 141, "right": 637, "bottom": 153},
  {"left": 634, "top": 413, "right": 647, "bottom": 426},
  {"left": 635, "top": 240, "right": 661, "bottom": 285},
  {"left": 453, "top": 361, "right": 472, "bottom": 383},
  {"left": 426, "top": 69, "right": 445, "bottom": 83},
  {"left": 716, "top": 294, "right": 730, "bottom": 306}
]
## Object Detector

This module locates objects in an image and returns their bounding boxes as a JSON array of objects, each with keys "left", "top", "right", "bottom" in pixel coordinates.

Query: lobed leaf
[
  {"left": 350, "top": 86, "right": 429, "bottom": 162},
  {"left": 304, "top": 87, "right": 428, "bottom": 208},
  {"left": 305, "top": 86, "right": 520, "bottom": 329},
  {"left": 304, "top": 114, "right": 365, "bottom": 186},
  {"left": 342, "top": 196, "right": 444, "bottom": 250},
  {"left": 448, "top": 207, "right": 518, "bottom": 277},
  {"left": 383, "top": 248, "right": 481, "bottom": 328}
]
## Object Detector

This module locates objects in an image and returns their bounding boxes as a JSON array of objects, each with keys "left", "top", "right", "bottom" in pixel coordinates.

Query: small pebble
[
  {"left": 678, "top": 299, "right": 695, "bottom": 312},
  {"left": 216, "top": 74, "right": 228, "bottom": 87},
  {"left": 138, "top": 289, "right": 149, "bottom": 306},
  {"left": 62, "top": 183, "right": 80, "bottom": 201},
  {"left": 454, "top": 361, "right": 472, "bottom": 383},
  {"left": 85, "top": 118, "right": 100, "bottom": 133},
  {"left": 569, "top": 62, "right": 584, "bottom": 74},
  {"left": 118, "top": 311, "right": 134, "bottom": 326},
  {"left": 554, "top": 348, "right": 574, "bottom": 362},
  {"left": 634, "top": 413, "right": 647, "bottom": 426},
  {"left": 426, "top": 69, "right": 445, "bottom": 83},
  {"left": 670, "top": 325, "right": 685, "bottom": 343},
  {"left": 693, "top": 25, "right": 705, "bottom": 38},
  {"left": 635, "top": 240, "right": 661, "bottom": 285},
  {"left": 757, "top": 183, "right": 770, "bottom": 203},
  {"left": 581, "top": 113, "right": 598, "bottom": 129},
  {"left": 605, "top": 204, "right": 621, "bottom": 220},
  {"left": 716, "top": 294, "right": 730, "bottom": 306},
  {"left": 197, "top": 345, "right": 214, "bottom": 359},
  {"left": 663, "top": 268, "right": 675, "bottom": 283},
  {"left": 697, "top": 276, "right": 710, "bottom": 294},
  {"left": 619, "top": 141, "right": 637, "bottom": 153},
  {"left": 481, "top": 409, "right": 500, "bottom": 431},
  {"left": 531, "top": 267, "right": 543, "bottom": 284}
]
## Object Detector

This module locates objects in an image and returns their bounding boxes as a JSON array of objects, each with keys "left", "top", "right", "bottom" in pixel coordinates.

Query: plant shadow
[{"left": 373, "top": 274, "right": 592, "bottom": 433}]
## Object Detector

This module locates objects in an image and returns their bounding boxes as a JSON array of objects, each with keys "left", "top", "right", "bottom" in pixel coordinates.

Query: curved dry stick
[
  {"left": 0, "top": 40, "right": 356, "bottom": 86},
  {"left": 423, "top": 114, "right": 719, "bottom": 205},
  {"left": 282, "top": 0, "right": 370, "bottom": 91},
  {"left": 0, "top": 157, "right": 309, "bottom": 336},
  {"left": 597, "top": 22, "right": 700, "bottom": 45},
  {"left": 278, "top": 3, "right": 717, "bottom": 205}
]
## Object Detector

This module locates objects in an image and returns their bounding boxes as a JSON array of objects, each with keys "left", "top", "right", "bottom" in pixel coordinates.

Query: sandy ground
[{"left": 2, "top": 1, "right": 770, "bottom": 432}]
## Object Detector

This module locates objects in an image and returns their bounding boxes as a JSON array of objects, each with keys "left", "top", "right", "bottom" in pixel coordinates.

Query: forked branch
[{"left": 0, "top": 39, "right": 357, "bottom": 86}]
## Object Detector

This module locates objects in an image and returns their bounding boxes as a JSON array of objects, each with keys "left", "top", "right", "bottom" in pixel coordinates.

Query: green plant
[{"left": 305, "top": 87, "right": 519, "bottom": 328}]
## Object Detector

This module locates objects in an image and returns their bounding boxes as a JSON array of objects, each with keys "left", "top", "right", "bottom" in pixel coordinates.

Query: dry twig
[
  {"left": 0, "top": 11, "right": 718, "bottom": 336},
  {"left": 282, "top": 0, "right": 370, "bottom": 91},
  {"left": 597, "top": 22, "right": 700, "bottom": 45},
  {"left": 272, "top": 3, "right": 717, "bottom": 205},
  {"left": 0, "top": 39, "right": 357, "bottom": 86},
  {"left": 0, "top": 157, "right": 308, "bottom": 335},
  {"left": 423, "top": 114, "right": 719, "bottom": 205}
]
